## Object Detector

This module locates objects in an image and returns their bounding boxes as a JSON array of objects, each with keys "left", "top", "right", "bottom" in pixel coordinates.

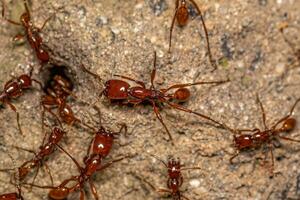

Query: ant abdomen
[
  {"left": 176, "top": 3, "right": 189, "bottom": 26},
  {"left": 281, "top": 118, "right": 296, "bottom": 132},
  {"left": 173, "top": 88, "right": 190, "bottom": 102},
  {"left": 48, "top": 187, "right": 69, "bottom": 200}
]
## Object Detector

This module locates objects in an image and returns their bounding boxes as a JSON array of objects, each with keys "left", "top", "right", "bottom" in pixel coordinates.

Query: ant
[
  {"left": 1, "top": 127, "right": 66, "bottom": 188},
  {"left": 1, "top": 0, "right": 54, "bottom": 63},
  {"left": 226, "top": 95, "right": 300, "bottom": 175},
  {"left": 169, "top": 0, "right": 216, "bottom": 70},
  {"left": 81, "top": 51, "right": 229, "bottom": 144},
  {"left": 15, "top": 127, "right": 66, "bottom": 187},
  {"left": 0, "top": 65, "right": 42, "bottom": 135},
  {"left": 41, "top": 73, "right": 83, "bottom": 128},
  {"left": 137, "top": 154, "right": 201, "bottom": 200},
  {"left": 26, "top": 114, "right": 130, "bottom": 200}
]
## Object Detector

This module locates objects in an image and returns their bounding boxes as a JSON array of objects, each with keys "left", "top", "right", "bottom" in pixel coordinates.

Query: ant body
[
  {"left": 139, "top": 155, "right": 201, "bottom": 200},
  {"left": 227, "top": 95, "right": 300, "bottom": 174},
  {"left": 28, "top": 114, "right": 129, "bottom": 200},
  {"left": 169, "top": 0, "right": 216, "bottom": 70},
  {"left": 14, "top": 127, "right": 66, "bottom": 186},
  {"left": 1, "top": 0, "right": 53, "bottom": 63},
  {"left": 81, "top": 52, "right": 228, "bottom": 144},
  {"left": 0, "top": 66, "right": 42, "bottom": 135},
  {"left": 41, "top": 74, "right": 80, "bottom": 127}
]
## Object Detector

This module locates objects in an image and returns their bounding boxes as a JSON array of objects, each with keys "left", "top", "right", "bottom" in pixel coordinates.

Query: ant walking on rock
[
  {"left": 0, "top": 65, "right": 42, "bottom": 135},
  {"left": 1, "top": 0, "right": 55, "bottom": 63},
  {"left": 169, "top": 0, "right": 216, "bottom": 70},
  {"left": 226, "top": 95, "right": 300, "bottom": 175},
  {"left": 135, "top": 154, "right": 201, "bottom": 200},
  {"left": 81, "top": 51, "right": 228, "bottom": 145}
]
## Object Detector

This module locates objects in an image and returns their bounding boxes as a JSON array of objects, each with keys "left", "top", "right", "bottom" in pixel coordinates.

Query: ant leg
[
  {"left": 157, "top": 188, "right": 172, "bottom": 194},
  {"left": 43, "top": 163, "right": 54, "bottom": 186},
  {"left": 117, "top": 123, "right": 127, "bottom": 136},
  {"left": 55, "top": 144, "right": 82, "bottom": 172},
  {"left": 168, "top": 5, "right": 179, "bottom": 52},
  {"left": 80, "top": 64, "right": 103, "bottom": 83},
  {"left": 163, "top": 99, "right": 226, "bottom": 129},
  {"left": 151, "top": 101, "right": 174, "bottom": 145},
  {"left": 5, "top": 101, "right": 23, "bottom": 135},
  {"left": 256, "top": 94, "right": 267, "bottom": 129},
  {"left": 272, "top": 97, "right": 300, "bottom": 129},
  {"left": 89, "top": 179, "right": 99, "bottom": 200},
  {"left": 278, "top": 135, "right": 300, "bottom": 143},
  {"left": 147, "top": 153, "right": 168, "bottom": 168},
  {"left": 42, "top": 105, "right": 63, "bottom": 128},
  {"left": 22, "top": 0, "right": 30, "bottom": 17},
  {"left": 80, "top": 189, "right": 85, "bottom": 200},
  {"left": 181, "top": 166, "right": 201, "bottom": 171},
  {"left": 189, "top": 0, "right": 216, "bottom": 71},
  {"left": 269, "top": 143, "right": 275, "bottom": 176},
  {"left": 113, "top": 74, "right": 146, "bottom": 88},
  {"left": 162, "top": 79, "right": 229, "bottom": 93},
  {"left": 97, "top": 155, "right": 130, "bottom": 171},
  {"left": 182, "top": 194, "right": 191, "bottom": 200},
  {"left": 150, "top": 51, "right": 157, "bottom": 89},
  {"left": 229, "top": 152, "right": 239, "bottom": 164},
  {"left": 1, "top": 1, "right": 22, "bottom": 25}
]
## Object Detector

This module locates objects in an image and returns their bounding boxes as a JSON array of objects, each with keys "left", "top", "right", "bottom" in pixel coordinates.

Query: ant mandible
[
  {"left": 138, "top": 154, "right": 201, "bottom": 200},
  {"left": 0, "top": 65, "right": 42, "bottom": 135},
  {"left": 81, "top": 51, "right": 228, "bottom": 145},
  {"left": 169, "top": 0, "right": 216, "bottom": 70},
  {"left": 1, "top": 0, "right": 53, "bottom": 63},
  {"left": 227, "top": 95, "right": 300, "bottom": 175}
]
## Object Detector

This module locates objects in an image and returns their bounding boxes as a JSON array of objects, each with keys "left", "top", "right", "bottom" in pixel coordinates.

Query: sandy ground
[{"left": 0, "top": 0, "right": 300, "bottom": 199}]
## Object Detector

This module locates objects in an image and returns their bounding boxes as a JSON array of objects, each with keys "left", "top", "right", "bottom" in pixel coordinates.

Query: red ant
[
  {"left": 226, "top": 95, "right": 300, "bottom": 175},
  {"left": 41, "top": 74, "right": 83, "bottom": 128},
  {"left": 169, "top": 0, "right": 216, "bottom": 70},
  {"left": 81, "top": 51, "right": 229, "bottom": 144},
  {"left": 1, "top": 127, "right": 66, "bottom": 188},
  {"left": 15, "top": 127, "right": 66, "bottom": 187},
  {"left": 26, "top": 114, "right": 130, "bottom": 200},
  {"left": 138, "top": 154, "right": 201, "bottom": 200},
  {"left": 1, "top": 0, "right": 54, "bottom": 63},
  {"left": 0, "top": 65, "right": 42, "bottom": 135}
]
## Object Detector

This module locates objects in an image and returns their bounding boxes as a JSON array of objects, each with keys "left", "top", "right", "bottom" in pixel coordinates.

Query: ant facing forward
[
  {"left": 169, "top": 0, "right": 216, "bottom": 70},
  {"left": 0, "top": 66, "right": 42, "bottom": 135},
  {"left": 81, "top": 52, "right": 228, "bottom": 144},
  {"left": 226, "top": 95, "right": 300, "bottom": 175},
  {"left": 137, "top": 155, "right": 201, "bottom": 200},
  {"left": 1, "top": 0, "right": 54, "bottom": 63}
]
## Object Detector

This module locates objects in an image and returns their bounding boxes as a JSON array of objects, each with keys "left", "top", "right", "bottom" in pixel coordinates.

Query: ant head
[
  {"left": 92, "top": 128, "right": 116, "bottom": 157},
  {"left": 53, "top": 75, "right": 72, "bottom": 91},
  {"left": 173, "top": 88, "right": 190, "bottom": 102},
  {"left": 18, "top": 74, "right": 32, "bottom": 88},
  {"left": 167, "top": 157, "right": 181, "bottom": 178},
  {"left": 50, "top": 127, "right": 66, "bottom": 143},
  {"left": 281, "top": 118, "right": 297, "bottom": 132},
  {"left": 104, "top": 80, "right": 130, "bottom": 99},
  {"left": 20, "top": 12, "right": 30, "bottom": 26},
  {"left": 48, "top": 187, "right": 70, "bottom": 200}
]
